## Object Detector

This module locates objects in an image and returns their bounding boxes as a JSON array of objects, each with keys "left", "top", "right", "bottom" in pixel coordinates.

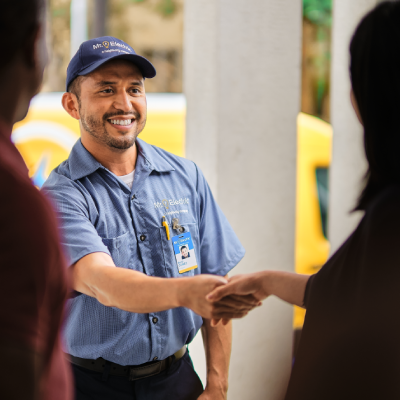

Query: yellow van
[
  {"left": 12, "top": 93, "right": 332, "bottom": 332},
  {"left": 12, "top": 93, "right": 186, "bottom": 186},
  {"left": 294, "top": 113, "right": 331, "bottom": 331}
]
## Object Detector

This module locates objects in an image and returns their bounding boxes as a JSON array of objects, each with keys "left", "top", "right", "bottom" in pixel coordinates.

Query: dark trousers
[{"left": 72, "top": 352, "right": 204, "bottom": 400}]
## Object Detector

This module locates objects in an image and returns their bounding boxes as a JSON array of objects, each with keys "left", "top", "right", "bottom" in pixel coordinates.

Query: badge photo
[{"left": 172, "top": 232, "right": 198, "bottom": 273}]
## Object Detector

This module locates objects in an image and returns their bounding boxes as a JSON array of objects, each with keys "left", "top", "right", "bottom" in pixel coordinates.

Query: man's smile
[{"left": 107, "top": 117, "right": 135, "bottom": 129}]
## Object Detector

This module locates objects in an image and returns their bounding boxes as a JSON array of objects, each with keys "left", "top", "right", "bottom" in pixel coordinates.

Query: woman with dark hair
[{"left": 208, "top": 2, "right": 400, "bottom": 398}]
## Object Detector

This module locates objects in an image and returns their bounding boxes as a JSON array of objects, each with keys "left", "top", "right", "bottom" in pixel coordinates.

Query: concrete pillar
[
  {"left": 184, "top": 1, "right": 301, "bottom": 399},
  {"left": 91, "top": 0, "right": 107, "bottom": 38},
  {"left": 70, "top": 0, "right": 88, "bottom": 58},
  {"left": 328, "top": 0, "right": 381, "bottom": 253}
]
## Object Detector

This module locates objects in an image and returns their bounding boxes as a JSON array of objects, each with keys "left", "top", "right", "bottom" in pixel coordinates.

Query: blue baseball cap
[{"left": 66, "top": 36, "right": 156, "bottom": 91}]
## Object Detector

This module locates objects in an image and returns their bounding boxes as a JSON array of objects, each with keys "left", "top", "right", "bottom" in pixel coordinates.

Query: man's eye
[
  {"left": 131, "top": 88, "right": 140, "bottom": 94},
  {"left": 101, "top": 89, "right": 113, "bottom": 93}
]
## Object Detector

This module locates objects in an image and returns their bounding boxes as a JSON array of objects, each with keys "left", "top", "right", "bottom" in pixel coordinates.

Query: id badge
[{"left": 172, "top": 231, "right": 198, "bottom": 274}]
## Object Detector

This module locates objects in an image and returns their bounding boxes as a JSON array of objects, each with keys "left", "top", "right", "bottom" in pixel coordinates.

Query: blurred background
[
  {"left": 15, "top": 0, "right": 374, "bottom": 398},
  {"left": 44, "top": 0, "right": 184, "bottom": 93},
  {"left": 43, "top": 0, "right": 332, "bottom": 121}
]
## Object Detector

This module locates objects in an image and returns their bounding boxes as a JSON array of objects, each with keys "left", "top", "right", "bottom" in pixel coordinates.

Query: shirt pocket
[
  {"left": 101, "top": 231, "right": 135, "bottom": 269},
  {"left": 159, "top": 222, "right": 200, "bottom": 278}
]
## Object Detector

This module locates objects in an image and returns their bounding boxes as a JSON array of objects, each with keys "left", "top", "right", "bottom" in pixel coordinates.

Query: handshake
[{"left": 179, "top": 273, "right": 271, "bottom": 325}]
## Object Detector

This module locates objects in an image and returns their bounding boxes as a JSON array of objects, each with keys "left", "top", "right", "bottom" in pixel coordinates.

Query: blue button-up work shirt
[{"left": 42, "top": 139, "right": 245, "bottom": 366}]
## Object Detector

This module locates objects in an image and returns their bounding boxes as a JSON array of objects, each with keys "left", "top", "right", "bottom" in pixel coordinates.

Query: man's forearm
[
  {"left": 71, "top": 252, "right": 231, "bottom": 317},
  {"left": 82, "top": 263, "right": 183, "bottom": 313},
  {"left": 201, "top": 318, "right": 232, "bottom": 397}
]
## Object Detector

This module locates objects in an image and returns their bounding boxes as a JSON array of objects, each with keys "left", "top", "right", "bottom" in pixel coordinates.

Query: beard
[{"left": 79, "top": 105, "right": 146, "bottom": 151}]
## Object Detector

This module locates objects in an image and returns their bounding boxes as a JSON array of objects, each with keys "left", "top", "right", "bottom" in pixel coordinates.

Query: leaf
[{"left": 303, "top": 0, "right": 332, "bottom": 26}]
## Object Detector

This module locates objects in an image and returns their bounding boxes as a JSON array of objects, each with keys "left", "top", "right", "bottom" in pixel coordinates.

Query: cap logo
[{"left": 102, "top": 41, "right": 110, "bottom": 49}]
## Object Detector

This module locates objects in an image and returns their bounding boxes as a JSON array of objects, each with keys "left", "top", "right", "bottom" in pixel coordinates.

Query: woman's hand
[{"left": 206, "top": 271, "right": 310, "bottom": 325}]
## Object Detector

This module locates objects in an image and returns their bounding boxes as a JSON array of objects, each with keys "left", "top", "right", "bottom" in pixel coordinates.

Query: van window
[{"left": 316, "top": 168, "right": 329, "bottom": 239}]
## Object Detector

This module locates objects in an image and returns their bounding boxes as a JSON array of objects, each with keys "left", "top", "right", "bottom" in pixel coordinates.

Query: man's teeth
[{"left": 110, "top": 119, "right": 132, "bottom": 126}]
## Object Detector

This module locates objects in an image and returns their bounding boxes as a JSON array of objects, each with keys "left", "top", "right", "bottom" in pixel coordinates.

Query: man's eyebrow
[
  {"left": 94, "top": 80, "right": 144, "bottom": 87},
  {"left": 95, "top": 80, "right": 117, "bottom": 87}
]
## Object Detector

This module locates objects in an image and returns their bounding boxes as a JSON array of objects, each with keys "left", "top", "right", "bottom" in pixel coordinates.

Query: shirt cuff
[{"left": 67, "top": 247, "right": 111, "bottom": 267}]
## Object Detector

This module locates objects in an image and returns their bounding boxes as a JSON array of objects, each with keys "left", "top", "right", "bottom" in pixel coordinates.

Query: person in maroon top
[
  {"left": 208, "top": 2, "right": 400, "bottom": 399},
  {"left": 0, "top": 1, "right": 72, "bottom": 399}
]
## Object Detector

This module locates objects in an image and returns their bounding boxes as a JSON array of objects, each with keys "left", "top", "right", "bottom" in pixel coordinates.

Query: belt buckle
[{"left": 128, "top": 361, "right": 163, "bottom": 381}]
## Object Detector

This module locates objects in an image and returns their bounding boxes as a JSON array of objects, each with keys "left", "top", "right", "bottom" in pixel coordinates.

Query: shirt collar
[
  {"left": 69, "top": 140, "right": 104, "bottom": 180},
  {"left": 69, "top": 138, "right": 175, "bottom": 181},
  {"left": 136, "top": 139, "right": 175, "bottom": 173}
]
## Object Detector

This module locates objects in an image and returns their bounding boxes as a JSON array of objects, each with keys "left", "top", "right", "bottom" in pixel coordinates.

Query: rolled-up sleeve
[
  {"left": 194, "top": 164, "right": 245, "bottom": 276},
  {"left": 43, "top": 184, "right": 110, "bottom": 266}
]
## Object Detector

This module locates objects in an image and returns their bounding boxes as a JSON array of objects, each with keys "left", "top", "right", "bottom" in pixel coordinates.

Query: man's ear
[{"left": 62, "top": 92, "right": 80, "bottom": 120}]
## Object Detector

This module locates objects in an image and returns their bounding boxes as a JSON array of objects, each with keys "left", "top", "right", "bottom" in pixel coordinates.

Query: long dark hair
[
  {"left": 0, "top": 0, "right": 45, "bottom": 71},
  {"left": 351, "top": 1, "right": 400, "bottom": 210}
]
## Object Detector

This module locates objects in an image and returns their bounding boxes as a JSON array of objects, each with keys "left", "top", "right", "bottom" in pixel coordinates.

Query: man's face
[
  {"left": 181, "top": 247, "right": 188, "bottom": 258},
  {"left": 77, "top": 59, "right": 147, "bottom": 151}
]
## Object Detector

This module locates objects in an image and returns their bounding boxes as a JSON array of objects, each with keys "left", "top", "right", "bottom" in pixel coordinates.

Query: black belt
[{"left": 68, "top": 346, "right": 186, "bottom": 381}]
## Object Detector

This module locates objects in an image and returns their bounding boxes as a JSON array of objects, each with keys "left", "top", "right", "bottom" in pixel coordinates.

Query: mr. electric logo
[
  {"left": 154, "top": 198, "right": 189, "bottom": 210},
  {"left": 93, "top": 41, "right": 132, "bottom": 52},
  {"left": 162, "top": 199, "right": 169, "bottom": 209}
]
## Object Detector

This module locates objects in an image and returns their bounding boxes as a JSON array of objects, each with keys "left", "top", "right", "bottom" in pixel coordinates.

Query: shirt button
[
  {"left": 153, "top": 356, "right": 158, "bottom": 361},
  {"left": 140, "top": 235, "right": 146, "bottom": 241},
  {"left": 152, "top": 317, "right": 158, "bottom": 324},
  {"left": 131, "top": 194, "right": 135, "bottom": 200}
]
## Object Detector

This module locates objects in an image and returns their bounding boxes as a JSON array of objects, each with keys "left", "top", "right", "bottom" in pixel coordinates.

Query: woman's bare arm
[{"left": 206, "top": 271, "right": 310, "bottom": 321}]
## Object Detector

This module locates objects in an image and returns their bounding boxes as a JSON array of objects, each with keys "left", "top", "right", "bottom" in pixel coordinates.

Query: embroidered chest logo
[{"left": 154, "top": 198, "right": 189, "bottom": 210}]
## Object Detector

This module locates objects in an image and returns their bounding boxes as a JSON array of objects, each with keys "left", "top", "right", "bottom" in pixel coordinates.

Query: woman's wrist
[{"left": 250, "top": 270, "right": 272, "bottom": 298}]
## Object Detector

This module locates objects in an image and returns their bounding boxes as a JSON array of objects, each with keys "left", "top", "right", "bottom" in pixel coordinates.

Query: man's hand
[
  {"left": 208, "top": 273, "right": 269, "bottom": 303},
  {"left": 177, "top": 275, "right": 256, "bottom": 319},
  {"left": 177, "top": 274, "right": 227, "bottom": 318},
  {"left": 206, "top": 273, "right": 267, "bottom": 325},
  {"left": 198, "top": 384, "right": 227, "bottom": 400}
]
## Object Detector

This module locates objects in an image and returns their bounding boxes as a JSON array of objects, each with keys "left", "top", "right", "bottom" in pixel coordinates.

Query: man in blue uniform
[{"left": 43, "top": 37, "right": 251, "bottom": 400}]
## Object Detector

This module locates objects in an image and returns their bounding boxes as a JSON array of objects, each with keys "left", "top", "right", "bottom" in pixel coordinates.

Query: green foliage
[
  {"left": 155, "top": 0, "right": 176, "bottom": 16},
  {"left": 303, "top": 0, "right": 332, "bottom": 26}
]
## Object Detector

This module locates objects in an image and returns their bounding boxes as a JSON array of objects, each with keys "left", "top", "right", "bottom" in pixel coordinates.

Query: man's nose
[{"left": 113, "top": 91, "right": 133, "bottom": 112}]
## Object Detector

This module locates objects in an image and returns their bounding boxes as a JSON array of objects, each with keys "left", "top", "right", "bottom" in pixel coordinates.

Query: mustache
[{"left": 103, "top": 110, "right": 140, "bottom": 120}]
